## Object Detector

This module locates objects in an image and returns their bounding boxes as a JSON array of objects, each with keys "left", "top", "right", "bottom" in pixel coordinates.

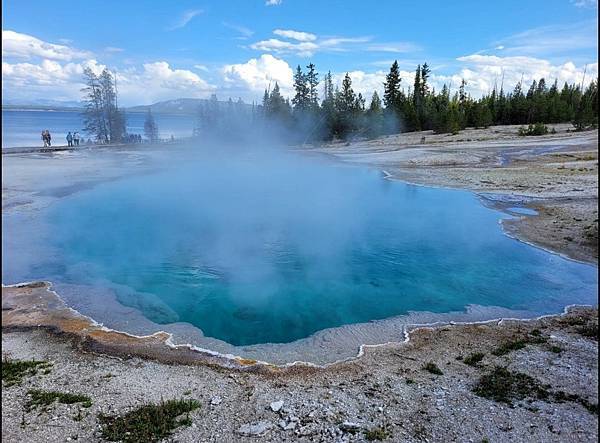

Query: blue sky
[{"left": 2, "top": 0, "right": 598, "bottom": 105}]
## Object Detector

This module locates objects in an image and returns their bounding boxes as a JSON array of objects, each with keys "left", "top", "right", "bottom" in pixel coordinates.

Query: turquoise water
[{"left": 5, "top": 151, "right": 597, "bottom": 345}]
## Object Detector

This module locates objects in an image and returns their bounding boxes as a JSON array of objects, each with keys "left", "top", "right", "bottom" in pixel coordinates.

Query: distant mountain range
[
  {"left": 3, "top": 98, "right": 253, "bottom": 114},
  {"left": 2, "top": 98, "right": 85, "bottom": 111},
  {"left": 127, "top": 98, "right": 253, "bottom": 114}
]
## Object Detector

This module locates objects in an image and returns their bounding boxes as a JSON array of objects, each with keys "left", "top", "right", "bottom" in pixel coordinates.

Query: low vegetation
[
  {"left": 474, "top": 367, "right": 598, "bottom": 414},
  {"left": 99, "top": 398, "right": 200, "bottom": 443},
  {"left": 2, "top": 358, "right": 52, "bottom": 386},
  {"left": 463, "top": 352, "right": 485, "bottom": 367},
  {"left": 423, "top": 362, "right": 443, "bottom": 375},
  {"left": 473, "top": 366, "right": 550, "bottom": 404},
  {"left": 364, "top": 426, "right": 392, "bottom": 441},
  {"left": 25, "top": 389, "right": 92, "bottom": 411},
  {"left": 491, "top": 333, "right": 548, "bottom": 356},
  {"left": 518, "top": 123, "right": 549, "bottom": 136}
]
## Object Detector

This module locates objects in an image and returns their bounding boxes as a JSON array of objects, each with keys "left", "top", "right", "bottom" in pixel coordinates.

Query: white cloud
[
  {"left": 491, "top": 21, "right": 597, "bottom": 57},
  {"left": 265, "top": 0, "right": 282, "bottom": 5},
  {"left": 222, "top": 22, "right": 254, "bottom": 39},
  {"left": 366, "top": 42, "right": 421, "bottom": 53},
  {"left": 571, "top": 0, "right": 597, "bottom": 8},
  {"left": 222, "top": 54, "right": 294, "bottom": 99},
  {"left": 435, "top": 54, "right": 598, "bottom": 97},
  {"left": 2, "top": 30, "right": 91, "bottom": 61},
  {"left": 273, "top": 29, "right": 317, "bottom": 42},
  {"left": 104, "top": 46, "right": 124, "bottom": 53},
  {"left": 2, "top": 58, "right": 214, "bottom": 105},
  {"left": 249, "top": 30, "right": 417, "bottom": 57},
  {"left": 167, "top": 9, "right": 203, "bottom": 30},
  {"left": 250, "top": 38, "right": 319, "bottom": 57}
]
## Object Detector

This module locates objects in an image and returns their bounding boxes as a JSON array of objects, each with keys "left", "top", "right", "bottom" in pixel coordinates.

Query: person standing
[
  {"left": 47, "top": 130, "right": 52, "bottom": 147},
  {"left": 42, "top": 130, "right": 48, "bottom": 147},
  {"left": 66, "top": 131, "right": 73, "bottom": 147},
  {"left": 73, "top": 131, "right": 80, "bottom": 146}
]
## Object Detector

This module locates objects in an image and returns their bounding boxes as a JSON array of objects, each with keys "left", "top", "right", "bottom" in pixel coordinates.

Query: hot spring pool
[{"left": 3, "top": 150, "right": 597, "bottom": 348}]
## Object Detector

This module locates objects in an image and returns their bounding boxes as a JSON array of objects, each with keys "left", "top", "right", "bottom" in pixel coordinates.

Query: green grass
[
  {"left": 473, "top": 367, "right": 550, "bottom": 405},
  {"left": 474, "top": 367, "right": 598, "bottom": 414},
  {"left": 576, "top": 322, "right": 598, "bottom": 340},
  {"left": 423, "top": 362, "right": 443, "bottom": 375},
  {"left": 549, "top": 345, "right": 563, "bottom": 354},
  {"left": 26, "top": 389, "right": 92, "bottom": 411},
  {"left": 491, "top": 333, "right": 548, "bottom": 356},
  {"left": 463, "top": 352, "right": 485, "bottom": 367},
  {"left": 491, "top": 340, "right": 528, "bottom": 356},
  {"left": 2, "top": 358, "right": 52, "bottom": 386},
  {"left": 99, "top": 398, "right": 200, "bottom": 442},
  {"left": 364, "top": 426, "right": 392, "bottom": 441}
]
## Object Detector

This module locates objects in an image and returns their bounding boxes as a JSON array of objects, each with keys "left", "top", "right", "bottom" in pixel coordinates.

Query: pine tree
[
  {"left": 81, "top": 67, "right": 108, "bottom": 143},
  {"left": 383, "top": 61, "right": 402, "bottom": 110},
  {"left": 367, "top": 91, "right": 384, "bottom": 136},
  {"left": 292, "top": 65, "right": 309, "bottom": 113},
  {"left": 144, "top": 109, "right": 159, "bottom": 142},
  {"left": 306, "top": 63, "right": 319, "bottom": 110}
]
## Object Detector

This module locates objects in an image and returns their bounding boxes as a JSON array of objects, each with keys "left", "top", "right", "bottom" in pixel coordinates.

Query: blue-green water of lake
[{"left": 3, "top": 150, "right": 597, "bottom": 346}]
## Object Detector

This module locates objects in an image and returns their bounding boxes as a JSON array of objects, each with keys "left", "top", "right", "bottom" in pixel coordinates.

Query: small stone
[
  {"left": 284, "top": 421, "right": 298, "bottom": 431},
  {"left": 377, "top": 406, "right": 384, "bottom": 412},
  {"left": 340, "top": 421, "right": 361, "bottom": 432},
  {"left": 237, "top": 421, "right": 273, "bottom": 436},
  {"left": 270, "top": 400, "right": 284, "bottom": 412},
  {"left": 210, "top": 395, "right": 222, "bottom": 406}
]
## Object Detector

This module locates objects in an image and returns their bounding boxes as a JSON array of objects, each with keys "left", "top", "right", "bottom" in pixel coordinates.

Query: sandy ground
[
  {"left": 310, "top": 123, "right": 598, "bottom": 263},
  {"left": 2, "top": 126, "right": 598, "bottom": 442}
]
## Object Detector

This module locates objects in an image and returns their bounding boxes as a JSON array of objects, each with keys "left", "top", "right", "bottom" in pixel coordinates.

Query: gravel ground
[{"left": 2, "top": 307, "right": 597, "bottom": 442}]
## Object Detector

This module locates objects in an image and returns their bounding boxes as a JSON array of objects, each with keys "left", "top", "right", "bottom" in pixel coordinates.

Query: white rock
[
  {"left": 237, "top": 421, "right": 273, "bottom": 436},
  {"left": 284, "top": 421, "right": 298, "bottom": 431},
  {"left": 270, "top": 400, "right": 284, "bottom": 412},
  {"left": 210, "top": 396, "right": 222, "bottom": 406}
]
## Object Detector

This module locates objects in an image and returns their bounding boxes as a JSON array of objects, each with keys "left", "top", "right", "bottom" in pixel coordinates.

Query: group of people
[
  {"left": 41, "top": 130, "right": 52, "bottom": 147},
  {"left": 66, "top": 131, "right": 81, "bottom": 147},
  {"left": 125, "top": 133, "right": 143, "bottom": 143}
]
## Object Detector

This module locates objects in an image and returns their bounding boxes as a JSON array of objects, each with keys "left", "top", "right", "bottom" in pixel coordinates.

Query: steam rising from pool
[{"left": 3, "top": 143, "right": 597, "bottom": 347}]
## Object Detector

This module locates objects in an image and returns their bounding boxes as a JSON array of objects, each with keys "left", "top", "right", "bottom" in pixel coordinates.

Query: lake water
[
  {"left": 1, "top": 109, "right": 196, "bottom": 148},
  {"left": 3, "top": 148, "right": 597, "bottom": 347}
]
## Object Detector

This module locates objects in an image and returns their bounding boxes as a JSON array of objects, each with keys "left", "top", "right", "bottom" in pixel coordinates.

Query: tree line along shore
[{"left": 79, "top": 61, "right": 598, "bottom": 146}]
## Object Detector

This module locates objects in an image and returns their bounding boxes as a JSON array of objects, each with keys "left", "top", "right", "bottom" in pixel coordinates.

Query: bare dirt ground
[
  {"left": 311, "top": 123, "right": 598, "bottom": 263},
  {"left": 2, "top": 126, "right": 598, "bottom": 442}
]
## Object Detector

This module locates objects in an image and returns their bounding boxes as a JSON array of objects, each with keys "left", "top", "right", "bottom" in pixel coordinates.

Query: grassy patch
[
  {"left": 463, "top": 352, "right": 485, "bottom": 367},
  {"left": 491, "top": 340, "right": 528, "bottom": 356},
  {"left": 473, "top": 367, "right": 550, "bottom": 405},
  {"left": 577, "top": 322, "right": 598, "bottom": 340},
  {"left": 549, "top": 345, "right": 563, "bottom": 354},
  {"left": 2, "top": 358, "right": 52, "bottom": 386},
  {"left": 473, "top": 367, "right": 598, "bottom": 414},
  {"left": 26, "top": 389, "right": 92, "bottom": 411},
  {"left": 491, "top": 333, "right": 548, "bottom": 356},
  {"left": 364, "top": 426, "right": 392, "bottom": 441},
  {"left": 405, "top": 378, "right": 415, "bottom": 384},
  {"left": 423, "top": 362, "right": 443, "bottom": 375},
  {"left": 99, "top": 398, "right": 200, "bottom": 443}
]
